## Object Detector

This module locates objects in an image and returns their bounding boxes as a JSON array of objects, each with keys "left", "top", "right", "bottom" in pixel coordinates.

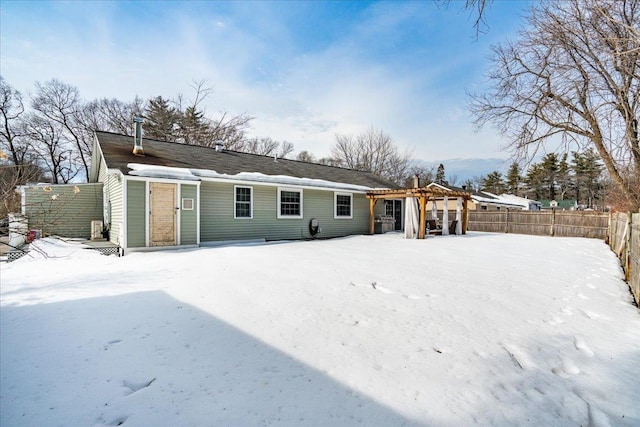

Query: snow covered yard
[{"left": 1, "top": 233, "right": 639, "bottom": 426}]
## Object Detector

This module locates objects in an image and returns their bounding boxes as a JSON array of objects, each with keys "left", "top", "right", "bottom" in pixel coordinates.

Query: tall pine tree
[
  {"left": 572, "top": 149, "right": 604, "bottom": 208},
  {"left": 506, "top": 162, "right": 521, "bottom": 195},
  {"left": 482, "top": 171, "right": 505, "bottom": 194},
  {"left": 435, "top": 163, "right": 447, "bottom": 185},
  {"left": 143, "top": 96, "right": 180, "bottom": 142}
]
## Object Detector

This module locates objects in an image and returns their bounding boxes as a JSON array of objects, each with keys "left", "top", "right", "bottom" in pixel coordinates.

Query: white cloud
[{"left": 1, "top": 1, "right": 517, "bottom": 161}]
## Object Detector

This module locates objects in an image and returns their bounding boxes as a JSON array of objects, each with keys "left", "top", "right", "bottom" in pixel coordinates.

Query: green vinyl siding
[
  {"left": 105, "top": 174, "right": 123, "bottom": 246},
  {"left": 180, "top": 184, "right": 197, "bottom": 245},
  {"left": 200, "top": 181, "right": 371, "bottom": 242},
  {"left": 126, "top": 180, "right": 146, "bottom": 248},
  {"left": 96, "top": 154, "right": 107, "bottom": 183},
  {"left": 23, "top": 183, "right": 104, "bottom": 239}
]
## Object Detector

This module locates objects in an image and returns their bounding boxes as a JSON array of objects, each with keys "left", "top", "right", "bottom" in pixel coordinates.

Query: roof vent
[
  {"left": 133, "top": 117, "right": 144, "bottom": 156},
  {"left": 215, "top": 140, "right": 224, "bottom": 152}
]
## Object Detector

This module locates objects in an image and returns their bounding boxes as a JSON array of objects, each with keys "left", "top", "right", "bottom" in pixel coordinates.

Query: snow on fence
[
  {"left": 467, "top": 210, "right": 609, "bottom": 239},
  {"left": 609, "top": 212, "right": 640, "bottom": 306}
]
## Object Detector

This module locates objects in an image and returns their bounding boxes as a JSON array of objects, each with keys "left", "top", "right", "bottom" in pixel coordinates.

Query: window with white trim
[
  {"left": 334, "top": 192, "right": 353, "bottom": 219},
  {"left": 182, "top": 198, "right": 194, "bottom": 210},
  {"left": 234, "top": 186, "right": 253, "bottom": 218},
  {"left": 277, "top": 188, "right": 303, "bottom": 218}
]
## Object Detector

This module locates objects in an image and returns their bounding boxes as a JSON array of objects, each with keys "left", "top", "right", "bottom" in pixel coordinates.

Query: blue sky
[{"left": 1, "top": 0, "right": 528, "bottom": 163}]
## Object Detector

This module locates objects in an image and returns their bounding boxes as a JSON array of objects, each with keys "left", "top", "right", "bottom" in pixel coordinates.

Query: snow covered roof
[
  {"left": 94, "top": 131, "right": 398, "bottom": 191},
  {"left": 471, "top": 191, "right": 541, "bottom": 209},
  {"left": 499, "top": 194, "right": 542, "bottom": 208}
]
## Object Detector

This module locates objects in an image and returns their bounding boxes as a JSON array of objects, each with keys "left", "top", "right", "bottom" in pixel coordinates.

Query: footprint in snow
[
  {"left": 552, "top": 358, "right": 580, "bottom": 377},
  {"left": 109, "top": 416, "right": 128, "bottom": 426},
  {"left": 103, "top": 339, "right": 122, "bottom": 351},
  {"left": 503, "top": 344, "right": 536, "bottom": 371},
  {"left": 561, "top": 306, "right": 573, "bottom": 315},
  {"left": 123, "top": 378, "right": 156, "bottom": 396},
  {"left": 579, "top": 309, "right": 601, "bottom": 320},
  {"left": 574, "top": 337, "right": 594, "bottom": 357},
  {"left": 404, "top": 294, "right": 421, "bottom": 300},
  {"left": 587, "top": 402, "right": 612, "bottom": 427},
  {"left": 545, "top": 316, "right": 565, "bottom": 325}
]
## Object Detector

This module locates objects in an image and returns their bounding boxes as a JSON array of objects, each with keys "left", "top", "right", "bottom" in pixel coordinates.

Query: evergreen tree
[
  {"left": 461, "top": 178, "right": 475, "bottom": 191},
  {"left": 540, "top": 153, "right": 561, "bottom": 200},
  {"left": 525, "top": 163, "right": 546, "bottom": 200},
  {"left": 143, "top": 96, "right": 180, "bottom": 141},
  {"left": 572, "top": 149, "right": 604, "bottom": 208},
  {"left": 506, "top": 162, "right": 521, "bottom": 195},
  {"left": 481, "top": 170, "right": 505, "bottom": 194},
  {"left": 435, "top": 163, "right": 447, "bottom": 185},
  {"left": 179, "top": 105, "right": 211, "bottom": 145}
]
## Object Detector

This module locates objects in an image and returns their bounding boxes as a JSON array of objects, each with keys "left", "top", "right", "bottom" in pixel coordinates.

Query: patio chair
[
  {"left": 426, "top": 219, "right": 442, "bottom": 235},
  {"left": 449, "top": 220, "right": 458, "bottom": 235}
]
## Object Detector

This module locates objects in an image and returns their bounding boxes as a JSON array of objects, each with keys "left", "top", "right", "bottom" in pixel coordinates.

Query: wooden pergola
[{"left": 366, "top": 185, "right": 473, "bottom": 239}]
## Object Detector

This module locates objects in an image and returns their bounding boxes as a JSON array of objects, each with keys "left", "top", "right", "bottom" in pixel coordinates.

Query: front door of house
[
  {"left": 150, "top": 182, "right": 177, "bottom": 246},
  {"left": 385, "top": 200, "right": 403, "bottom": 231}
]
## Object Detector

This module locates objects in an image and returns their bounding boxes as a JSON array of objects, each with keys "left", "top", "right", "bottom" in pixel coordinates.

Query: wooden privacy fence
[
  {"left": 467, "top": 210, "right": 609, "bottom": 239},
  {"left": 609, "top": 212, "right": 640, "bottom": 306}
]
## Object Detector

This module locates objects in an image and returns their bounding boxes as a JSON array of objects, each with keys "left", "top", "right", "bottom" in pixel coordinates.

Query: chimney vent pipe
[{"left": 133, "top": 117, "right": 144, "bottom": 156}]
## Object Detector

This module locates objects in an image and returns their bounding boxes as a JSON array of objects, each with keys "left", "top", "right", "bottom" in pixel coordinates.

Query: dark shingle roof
[{"left": 95, "top": 131, "right": 398, "bottom": 189}]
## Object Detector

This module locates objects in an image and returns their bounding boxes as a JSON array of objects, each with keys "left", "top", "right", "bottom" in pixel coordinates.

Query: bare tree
[
  {"left": 403, "top": 163, "right": 436, "bottom": 187},
  {"left": 80, "top": 97, "right": 144, "bottom": 136},
  {"left": 31, "top": 79, "right": 91, "bottom": 180},
  {"left": 23, "top": 114, "right": 77, "bottom": 184},
  {"left": 1, "top": 77, "right": 29, "bottom": 169},
  {"left": 278, "top": 141, "right": 294, "bottom": 158},
  {"left": 470, "top": 0, "right": 640, "bottom": 210},
  {"left": 439, "top": 0, "right": 491, "bottom": 36},
  {"left": 465, "top": 0, "right": 490, "bottom": 34},
  {"left": 296, "top": 150, "right": 316, "bottom": 163},
  {"left": 331, "top": 127, "right": 413, "bottom": 185},
  {"left": 0, "top": 162, "right": 45, "bottom": 219},
  {"left": 1, "top": 77, "right": 46, "bottom": 218},
  {"left": 229, "top": 136, "right": 294, "bottom": 158},
  {"left": 447, "top": 174, "right": 460, "bottom": 186}
]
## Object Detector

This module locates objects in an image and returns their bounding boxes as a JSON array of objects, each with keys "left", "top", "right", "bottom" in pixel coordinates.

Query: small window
[
  {"left": 235, "top": 186, "right": 253, "bottom": 219},
  {"left": 481, "top": 205, "right": 488, "bottom": 210},
  {"left": 278, "top": 188, "right": 303, "bottom": 218},
  {"left": 334, "top": 192, "right": 353, "bottom": 219},
  {"left": 182, "top": 198, "right": 194, "bottom": 210}
]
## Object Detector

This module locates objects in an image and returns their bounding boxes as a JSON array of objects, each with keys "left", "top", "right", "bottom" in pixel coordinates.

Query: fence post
[
  {"left": 607, "top": 211, "right": 612, "bottom": 246},
  {"left": 550, "top": 208, "right": 556, "bottom": 236},
  {"left": 625, "top": 211, "right": 633, "bottom": 281},
  {"left": 505, "top": 209, "right": 509, "bottom": 234}
]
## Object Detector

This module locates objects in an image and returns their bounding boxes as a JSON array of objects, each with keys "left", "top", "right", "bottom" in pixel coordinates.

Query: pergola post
[
  {"left": 369, "top": 198, "right": 377, "bottom": 235},
  {"left": 418, "top": 196, "right": 427, "bottom": 239},
  {"left": 462, "top": 198, "right": 469, "bottom": 234}
]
